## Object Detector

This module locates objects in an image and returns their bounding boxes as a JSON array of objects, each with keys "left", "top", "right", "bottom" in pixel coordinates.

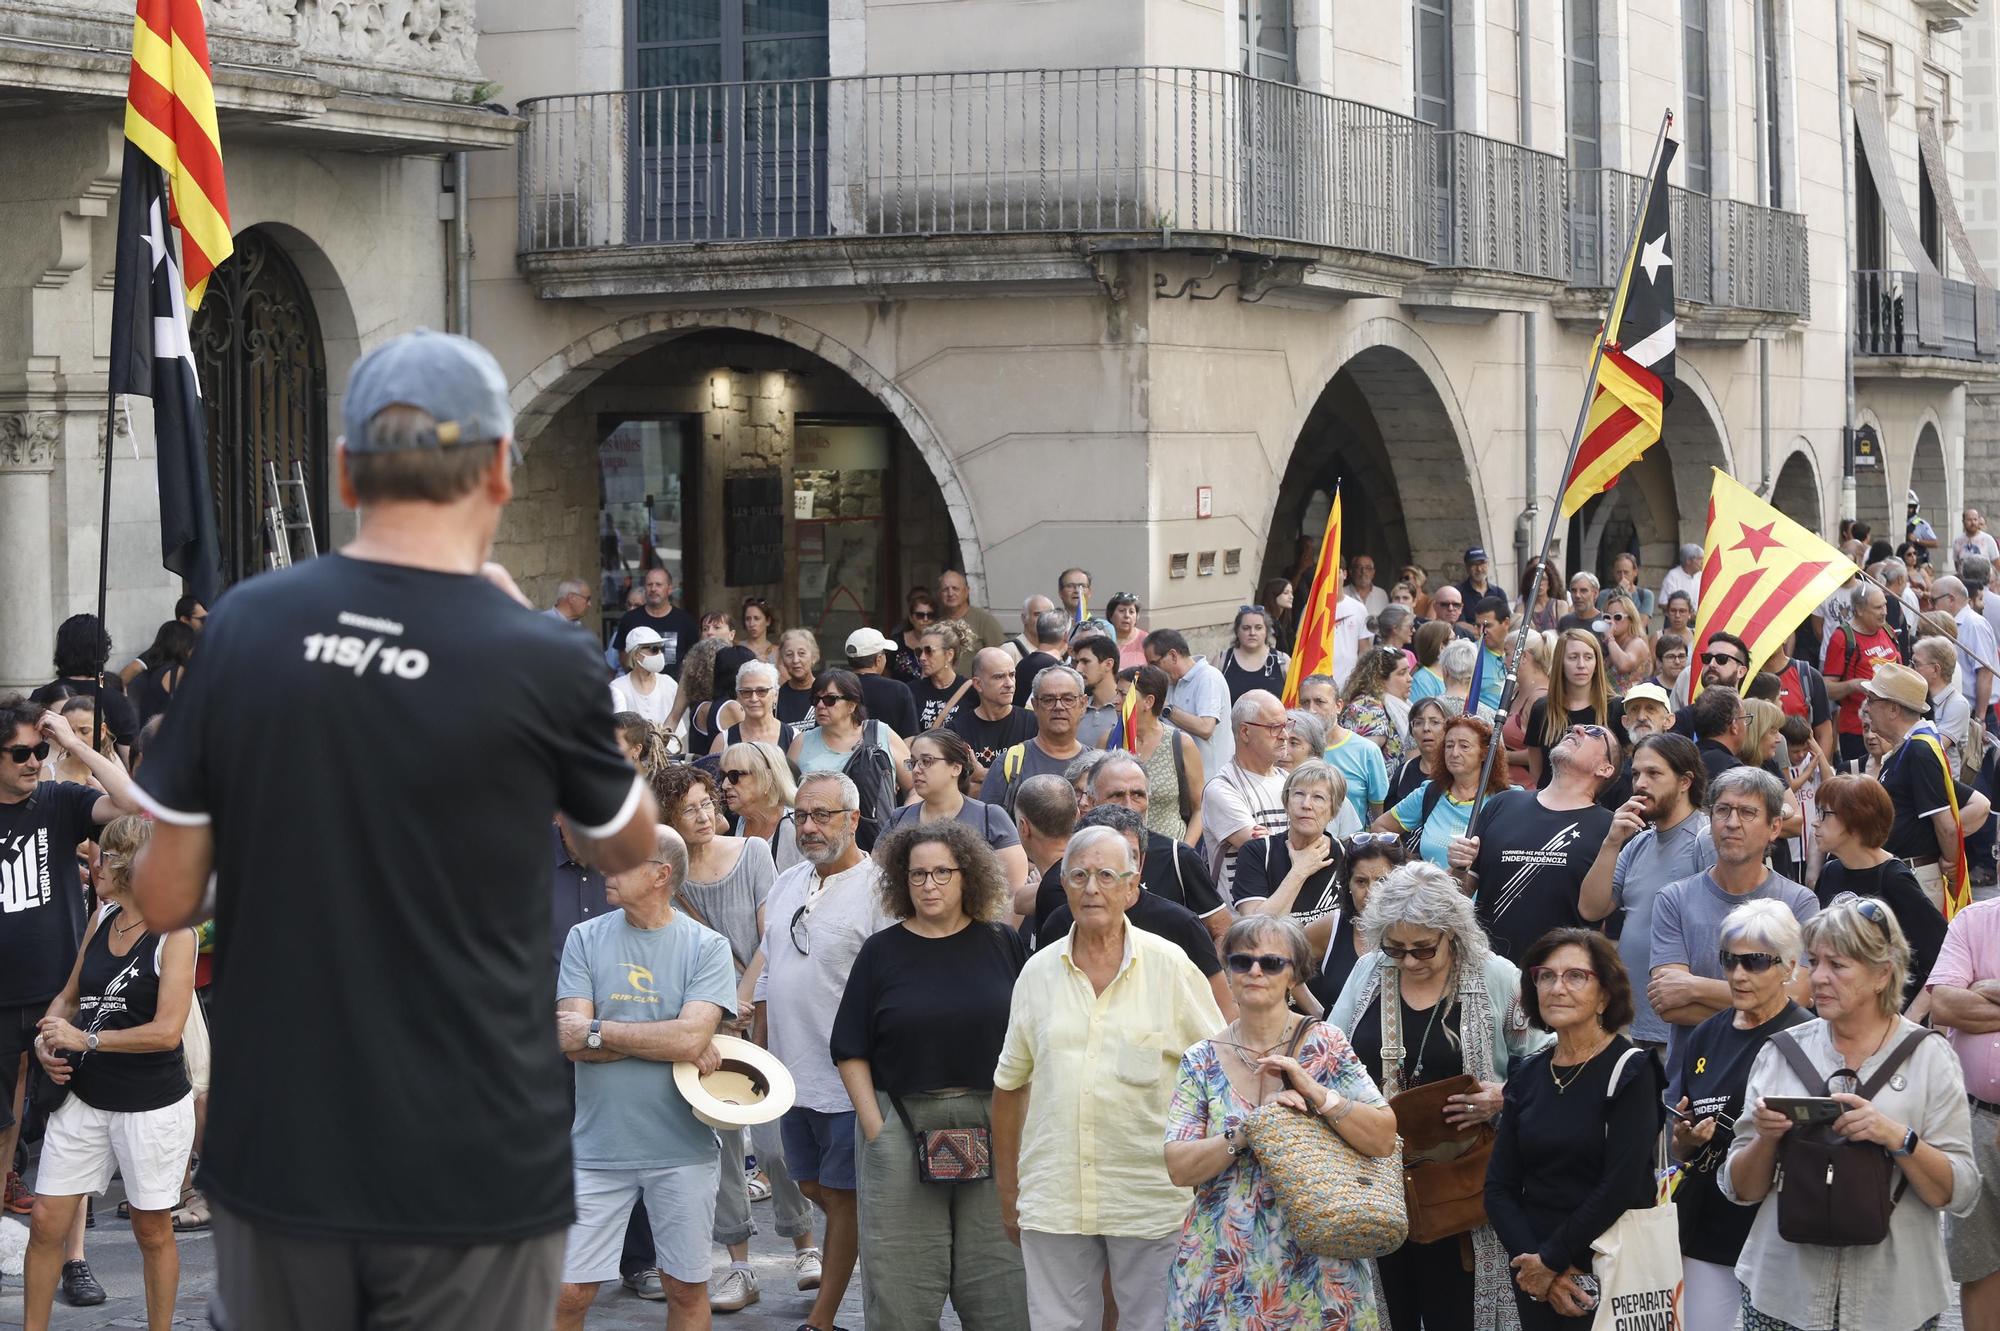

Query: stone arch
[
  {"left": 1852, "top": 407, "right": 1894, "bottom": 544},
  {"left": 1261, "top": 320, "right": 1486, "bottom": 597},
  {"left": 1909, "top": 416, "right": 1950, "bottom": 544},
  {"left": 508, "top": 309, "right": 984, "bottom": 597},
  {"left": 1770, "top": 443, "right": 1823, "bottom": 536}
]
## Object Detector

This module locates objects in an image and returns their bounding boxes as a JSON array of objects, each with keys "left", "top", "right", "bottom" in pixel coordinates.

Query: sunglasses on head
[
  {"left": 1226, "top": 952, "right": 1293, "bottom": 975},
  {"left": 1718, "top": 950, "right": 1784, "bottom": 974},
  {"left": 3, "top": 741, "right": 50, "bottom": 765}
]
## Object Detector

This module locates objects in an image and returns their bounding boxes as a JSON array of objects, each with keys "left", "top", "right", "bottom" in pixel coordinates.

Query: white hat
[
  {"left": 844, "top": 627, "right": 894, "bottom": 657},
  {"left": 1623, "top": 682, "right": 1672, "bottom": 711},
  {"left": 674, "top": 1035, "right": 796, "bottom": 1130},
  {"left": 624, "top": 626, "right": 665, "bottom": 651}
]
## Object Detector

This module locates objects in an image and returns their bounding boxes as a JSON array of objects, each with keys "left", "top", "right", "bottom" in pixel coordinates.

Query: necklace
[
  {"left": 1406, "top": 995, "right": 1448, "bottom": 1083},
  {"left": 1215, "top": 1017, "right": 1299, "bottom": 1106},
  {"left": 1550, "top": 1034, "right": 1610, "bottom": 1094},
  {"left": 111, "top": 912, "right": 145, "bottom": 937}
]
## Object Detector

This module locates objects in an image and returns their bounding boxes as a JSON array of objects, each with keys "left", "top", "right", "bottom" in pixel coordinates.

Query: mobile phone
[
  {"left": 1765, "top": 1095, "right": 1843, "bottom": 1126},
  {"left": 1663, "top": 1100, "right": 1696, "bottom": 1123}
]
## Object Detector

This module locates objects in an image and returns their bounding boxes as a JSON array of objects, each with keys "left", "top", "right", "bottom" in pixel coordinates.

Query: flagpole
[
  {"left": 1470, "top": 107, "right": 1677, "bottom": 832},
  {"left": 92, "top": 384, "right": 117, "bottom": 757}
]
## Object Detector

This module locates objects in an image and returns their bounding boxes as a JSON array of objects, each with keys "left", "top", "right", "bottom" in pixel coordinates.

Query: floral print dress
[
  {"left": 1164, "top": 1023, "right": 1386, "bottom": 1331},
  {"left": 1341, "top": 695, "right": 1408, "bottom": 765}
]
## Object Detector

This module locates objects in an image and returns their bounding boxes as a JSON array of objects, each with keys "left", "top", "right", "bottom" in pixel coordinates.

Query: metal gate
[{"left": 191, "top": 229, "right": 327, "bottom": 583}]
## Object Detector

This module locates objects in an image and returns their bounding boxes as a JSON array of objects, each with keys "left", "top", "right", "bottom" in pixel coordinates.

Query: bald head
[{"left": 970, "top": 646, "right": 1020, "bottom": 708}]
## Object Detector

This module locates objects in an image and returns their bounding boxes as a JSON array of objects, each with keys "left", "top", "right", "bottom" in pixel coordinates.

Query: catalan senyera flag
[
  {"left": 1690, "top": 469, "right": 1852, "bottom": 699},
  {"left": 1559, "top": 133, "right": 1678, "bottom": 518},
  {"left": 1108, "top": 682, "right": 1142, "bottom": 753},
  {"left": 1280, "top": 488, "right": 1342, "bottom": 707},
  {"left": 125, "top": 0, "right": 232, "bottom": 309},
  {"left": 1907, "top": 720, "right": 1974, "bottom": 919}
]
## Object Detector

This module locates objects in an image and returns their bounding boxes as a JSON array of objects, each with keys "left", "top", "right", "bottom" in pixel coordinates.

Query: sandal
[
  {"left": 115, "top": 1200, "right": 132, "bottom": 1220},
  {"left": 170, "top": 1189, "right": 210, "bottom": 1231}
]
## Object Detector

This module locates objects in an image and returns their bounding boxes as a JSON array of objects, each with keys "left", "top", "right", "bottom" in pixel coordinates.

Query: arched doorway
[
  {"left": 1910, "top": 421, "right": 1949, "bottom": 552},
  {"left": 1260, "top": 344, "right": 1483, "bottom": 601},
  {"left": 500, "top": 328, "right": 964, "bottom": 652},
  {"left": 1852, "top": 415, "right": 1893, "bottom": 545},
  {"left": 191, "top": 228, "right": 328, "bottom": 582},
  {"left": 1771, "top": 447, "right": 1823, "bottom": 536}
]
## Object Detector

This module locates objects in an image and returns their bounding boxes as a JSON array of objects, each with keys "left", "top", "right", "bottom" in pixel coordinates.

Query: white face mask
[{"left": 637, "top": 653, "right": 666, "bottom": 675}]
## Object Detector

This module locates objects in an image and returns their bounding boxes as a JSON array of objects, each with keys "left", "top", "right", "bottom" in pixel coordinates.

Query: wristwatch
[
  {"left": 1161, "top": 704, "right": 1175, "bottom": 721},
  {"left": 1223, "top": 1122, "right": 1244, "bottom": 1156},
  {"left": 585, "top": 1020, "right": 602, "bottom": 1051},
  {"left": 1892, "top": 1126, "right": 1920, "bottom": 1158},
  {"left": 84, "top": 1032, "right": 98, "bottom": 1053}
]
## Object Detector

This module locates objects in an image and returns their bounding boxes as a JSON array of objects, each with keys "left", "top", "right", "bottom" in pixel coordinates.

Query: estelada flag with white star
[
  {"left": 1560, "top": 133, "right": 1678, "bottom": 517},
  {"left": 1691, "top": 469, "right": 1853, "bottom": 698}
]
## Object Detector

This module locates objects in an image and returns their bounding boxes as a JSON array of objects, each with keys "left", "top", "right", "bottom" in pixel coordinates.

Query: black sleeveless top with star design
[{"left": 70, "top": 905, "right": 190, "bottom": 1113}]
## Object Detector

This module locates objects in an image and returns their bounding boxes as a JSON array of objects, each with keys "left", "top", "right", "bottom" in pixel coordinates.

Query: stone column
[{"left": 0, "top": 412, "right": 58, "bottom": 690}]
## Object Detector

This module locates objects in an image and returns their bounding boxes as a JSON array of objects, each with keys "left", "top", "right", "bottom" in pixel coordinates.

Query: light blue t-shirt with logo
[{"left": 559, "top": 910, "right": 738, "bottom": 1170}]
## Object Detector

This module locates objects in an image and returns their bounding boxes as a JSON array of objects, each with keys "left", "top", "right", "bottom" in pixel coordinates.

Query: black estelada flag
[
  {"left": 1609, "top": 138, "right": 1678, "bottom": 384},
  {"left": 109, "top": 140, "right": 222, "bottom": 605}
]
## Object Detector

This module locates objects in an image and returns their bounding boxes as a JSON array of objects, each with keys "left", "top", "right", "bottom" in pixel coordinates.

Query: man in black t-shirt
[
  {"left": 948, "top": 648, "right": 1038, "bottom": 786},
  {"left": 129, "top": 332, "right": 658, "bottom": 1331},
  {"left": 844, "top": 628, "right": 920, "bottom": 739},
  {"left": 0, "top": 701, "right": 139, "bottom": 1224},
  {"left": 1865, "top": 663, "right": 1991, "bottom": 905},
  {"left": 1011, "top": 609, "right": 1069, "bottom": 709},
  {"left": 609, "top": 566, "right": 699, "bottom": 680},
  {"left": 1453, "top": 723, "right": 1619, "bottom": 962}
]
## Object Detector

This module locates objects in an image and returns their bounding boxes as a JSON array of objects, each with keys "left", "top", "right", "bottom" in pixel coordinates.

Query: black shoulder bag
[{"left": 1769, "top": 1027, "right": 1935, "bottom": 1247}]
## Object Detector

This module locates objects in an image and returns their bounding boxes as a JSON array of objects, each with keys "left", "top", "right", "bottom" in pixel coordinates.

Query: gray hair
[
  {"left": 778, "top": 628, "right": 819, "bottom": 662},
  {"left": 1022, "top": 593, "right": 1054, "bottom": 615},
  {"left": 1284, "top": 709, "right": 1328, "bottom": 755},
  {"left": 1852, "top": 581, "right": 1887, "bottom": 612},
  {"left": 1720, "top": 899, "right": 1805, "bottom": 967},
  {"left": 1090, "top": 751, "right": 1149, "bottom": 796},
  {"left": 1708, "top": 765, "right": 1785, "bottom": 821},
  {"left": 1962, "top": 554, "right": 1992, "bottom": 591},
  {"left": 1221, "top": 915, "right": 1314, "bottom": 979},
  {"left": 1030, "top": 663, "right": 1085, "bottom": 699},
  {"left": 796, "top": 770, "right": 860, "bottom": 812},
  {"left": 1078, "top": 803, "right": 1145, "bottom": 841},
  {"left": 1065, "top": 750, "right": 1111, "bottom": 785},
  {"left": 1033, "top": 609, "right": 1072, "bottom": 645},
  {"left": 1357, "top": 861, "right": 1489, "bottom": 970},
  {"left": 1570, "top": 572, "right": 1601, "bottom": 594},
  {"left": 1914, "top": 635, "right": 1958, "bottom": 676},
  {"left": 1376, "top": 604, "right": 1416, "bottom": 640},
  {"left": 1231, "top": 689, "right": 1282, "bottom": 730},
  {"left": 1440, "top": 638, "right": 1479, "bottom": 684},
  {"left": 1282, "top": 758, "right": 1347, "bottom": 814},
  {"left": 1878, "top": 560, "right": 1910, "bottom": 588},
  {"left": 1061, "top": 823, "right": 1136, "bottom": 877},
  {"left": 1803, "top": 898, "right": 1912, "bottom": 1020},
  {"left": 554, "top": 578, "right": 589, "bottom": 601},
  {"left": 1300, "top": 672, "right": 1339, "bottom": 702},
  {"left": 649, "top": 824, "right": 689, "bottom": 889},
  {"left": 735, "top": 659, "right": 780, "bottom": 691}
]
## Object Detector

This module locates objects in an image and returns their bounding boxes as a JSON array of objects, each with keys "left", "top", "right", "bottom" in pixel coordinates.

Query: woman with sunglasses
[
  {"left": 1164, "top": 914, "right": 1396, "bottom": 1331},
  {"left": 1486, "top": 929, "right": 1661, "bottom": 1329},
  {"left": 1666, "top": 900, "right": 1812, "bottom": 1330},
  {"left": 1106, "top": 592, "right": 1149, "bottom": 669},
  {"left": 739, "top": 597, "right": 779, "bottom": 665},
  {"left": 1601, "top": 592, "right": 1652, "bottom": 695},
  {"left": 1328, "top": 862, "right": 1547, "bottom": 1331},
  {"left": 1810, "top": 775, "right": 1947, "bottom": 1008},
  {"left": 882, "top": 729, "right": 1030, "bottom": 899},
  {"left": 832, "top": 821, "right": 1029, "bottom": 1330},
  {"left": 893, "top": 588, "right": 942, "bottom": 684},
  {"left": 1724, "top": 900, "right": 1979, "bottom": 1331},
  {"left": 789, "top": 668, "right": 914, "bottom": 793},
  {"left": 653, "top": 766, "right": 821, "bottom": 1308},
  {"left": 1523, "top": 629, "right": 1624, "bottom": 789},
  {"left": 719, "top": 739, "right": 806, "bottom": 874},
  {"left": 775, "top": 629, "right": 821, "bottom": 724},
  {"left": 709, "top": 659, "right": 797, "bottom": 758}
]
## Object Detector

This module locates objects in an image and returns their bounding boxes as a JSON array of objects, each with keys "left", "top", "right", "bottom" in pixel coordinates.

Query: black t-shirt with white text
[
  {"left": 910, "top": 676, "right": 972, "bottom": 733},
  {"left": 0, "top": 781, "right": 100, "bottom": 1007},
  {"left": 136, "top": 554, "right": 642, "bottom": 1244},
  {"left": 1469, "top": 788, "right": 1611, "bottom": 962}
]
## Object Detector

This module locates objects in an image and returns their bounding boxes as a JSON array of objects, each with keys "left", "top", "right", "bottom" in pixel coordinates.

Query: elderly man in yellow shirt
[{"left": 991, "top": 824, "right": 1226, "bottom": 1331}]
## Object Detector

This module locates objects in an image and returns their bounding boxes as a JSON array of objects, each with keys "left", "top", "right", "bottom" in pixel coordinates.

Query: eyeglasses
[
  {"left": 813, "top": 693, "right": 854, "bottom": 707},
  {"left": 1570, "top": 724, "right": 1611, "bottom": 742},
  {"left": 1701, "top": 652, "right": 1746, "bottom": 667},
  {"left": 906, "top": 754, "right": 951, "bottom": 771},
  {"left": 907, "top": 867, "right": 960, "bottom": 887},
  {"left": 1226, "top": 953, "right": 1293, "bottom": 975},
  {"left": 1242, "top": 720, "right": 1289, "bottom": 734},
  {"left": 790, "top": 902, "right": 815, "bottom": 955},
  {"left": 1529, "top": 966, "right": 1598, "bottom": 991},
  {"left": 2, "top": 742, "right": 50, "bottom": 765},
  {"left": 1035, "top": 694, "right": 1084, "bottom": 710},
  {"left": 1063, "top": 867, "right": 1137, "bottom": 890},
  {"left": 680, "top": 800, "right": 718, "bottom": 820},
  {"left": 1061, "top": 581, "right": 1090, "bottom": 592},
  {"left": 1381, "top": 940, "right": 1443, "bottom": 961},
  {"left": 720, "top": 768, "right": 752, "bottom": 784},
  {"left": 1719, "top": 950, "right": 1785, "bottom": 974},
  {"left": 1237, "top": 604, "right": 1266, "bottom": 615},
  {"left": 797, "top": 806, "right": 854, "bottom": 827},
  {"left": 739, "top": 686, "right": 774, "bottom": 698},
  {"left": 910, "top": 610, "right": 935, "bottom": 621},
  {"left": 1608, "top": 613, "right": 1628, "bottom": 623},
  {"left": 1832, "top": 892, "right": 1893, "bottom": 934},
  {"left": 1710, "top": 802, "right": 1765, "bottom": 824}
]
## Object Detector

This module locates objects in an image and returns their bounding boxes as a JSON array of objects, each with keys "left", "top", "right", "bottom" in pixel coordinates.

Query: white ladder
[{"left": 264, "top": 460, "right": 317, "bottom": 570}]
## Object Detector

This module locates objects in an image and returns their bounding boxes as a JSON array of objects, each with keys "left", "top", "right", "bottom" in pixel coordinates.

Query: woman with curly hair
[
  {"left": 1340, "top": 646, "right": 1414, "bottom": 763},
  {"left": 832, "top": 821, "right": 1029, "bottom": 1330}
]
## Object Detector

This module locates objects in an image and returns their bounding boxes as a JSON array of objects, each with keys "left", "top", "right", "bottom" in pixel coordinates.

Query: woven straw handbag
[{"left": 1242, "top": 1020, "right": 1408, "bottom": 1261}]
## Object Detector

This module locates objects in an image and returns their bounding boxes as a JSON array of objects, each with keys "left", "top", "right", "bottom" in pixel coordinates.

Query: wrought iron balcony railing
[{"left": 1855, "top": 269, "right": 2000, "bottom": 362}]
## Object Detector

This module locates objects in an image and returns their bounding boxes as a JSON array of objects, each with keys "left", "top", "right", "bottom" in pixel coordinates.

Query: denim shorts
[{"left": 779, "top": 1106, "right": 857, "bottom": 1191}]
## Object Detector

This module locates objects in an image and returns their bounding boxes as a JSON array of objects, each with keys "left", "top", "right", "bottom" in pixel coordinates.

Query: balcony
[
  {"left": 1854, "top": 269, "right": 2000, "bottom": 380},
  {"left": 516, "top": 67, "right": 1806, "bottom": 318}
]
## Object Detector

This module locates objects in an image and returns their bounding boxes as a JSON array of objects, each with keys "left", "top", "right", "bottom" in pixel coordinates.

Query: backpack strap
[
  {"left": 1771, "top": 1029, "right": 1831, "bottom": 1093},
  {"left": 1605, "top": 1045, "right": 1645, "bottom": 1101},
  {"left": 1860, "top": 1028, "right": 1938, "bottom": 1099},
  {"left": 1003, "top": 742, "right": 1025, "bottom": 785}
]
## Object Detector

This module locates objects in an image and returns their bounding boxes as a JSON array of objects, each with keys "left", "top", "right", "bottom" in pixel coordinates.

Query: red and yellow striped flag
[
  {"left": 1690, "top": 469, "right": 1853, "bottom": 695},
  {"left": 125, "top": 0, "right": 232, "bottom": 309},
  {"left": 1560, "top": 344, "right": 1666, "bottom": 516},
  {"left": 1281, "top": 488, "right": 1342, "bottom": 707}
]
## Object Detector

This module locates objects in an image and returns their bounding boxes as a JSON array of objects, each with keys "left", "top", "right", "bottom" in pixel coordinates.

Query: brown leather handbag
[{"left": 1380, "top": 974, "right": 1494, "bottom": 1245}]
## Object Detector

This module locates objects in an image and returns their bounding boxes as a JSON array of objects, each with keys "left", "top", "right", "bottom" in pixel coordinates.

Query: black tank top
[
  {"left": 723, "top": 721, "right": 796, "bottom": 755},
  {"left": 71, "top": 906, "right": 191, "bottom": 1113}
]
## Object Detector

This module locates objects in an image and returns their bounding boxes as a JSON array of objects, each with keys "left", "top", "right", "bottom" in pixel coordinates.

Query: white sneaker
[
  {"left": 710, "top": 1266, "right": 760, "bottom": 1312},
  {"left": 793, "top": 1247, "right": 823, "bottom": 1290},
  {"left": 746, "top": 1170, "right": 772, "bottom": 1202}
]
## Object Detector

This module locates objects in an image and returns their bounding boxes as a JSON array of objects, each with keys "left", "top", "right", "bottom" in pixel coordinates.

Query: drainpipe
[
  {"left": 450, "top": 152, "right": 473, "bottom": 336},
  {"left": 1515, "top": 0, "right": 1539, "bottom": 579},
  {"left": 1753, "top": 3, "right": 1773, "bottom": 495},
  {"left": 1835, "top": 0, "right": 1857, "bottom": 531}
]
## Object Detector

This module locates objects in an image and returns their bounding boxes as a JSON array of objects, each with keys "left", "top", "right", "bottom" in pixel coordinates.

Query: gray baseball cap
[{"left": 341, "top": 329, "right": 513, "bottom": 453}]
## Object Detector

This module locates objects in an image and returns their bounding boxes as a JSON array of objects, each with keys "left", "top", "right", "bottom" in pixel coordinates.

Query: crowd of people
[{"left": 2, "top": 327, "right": 1997, "bottom": 1331}]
